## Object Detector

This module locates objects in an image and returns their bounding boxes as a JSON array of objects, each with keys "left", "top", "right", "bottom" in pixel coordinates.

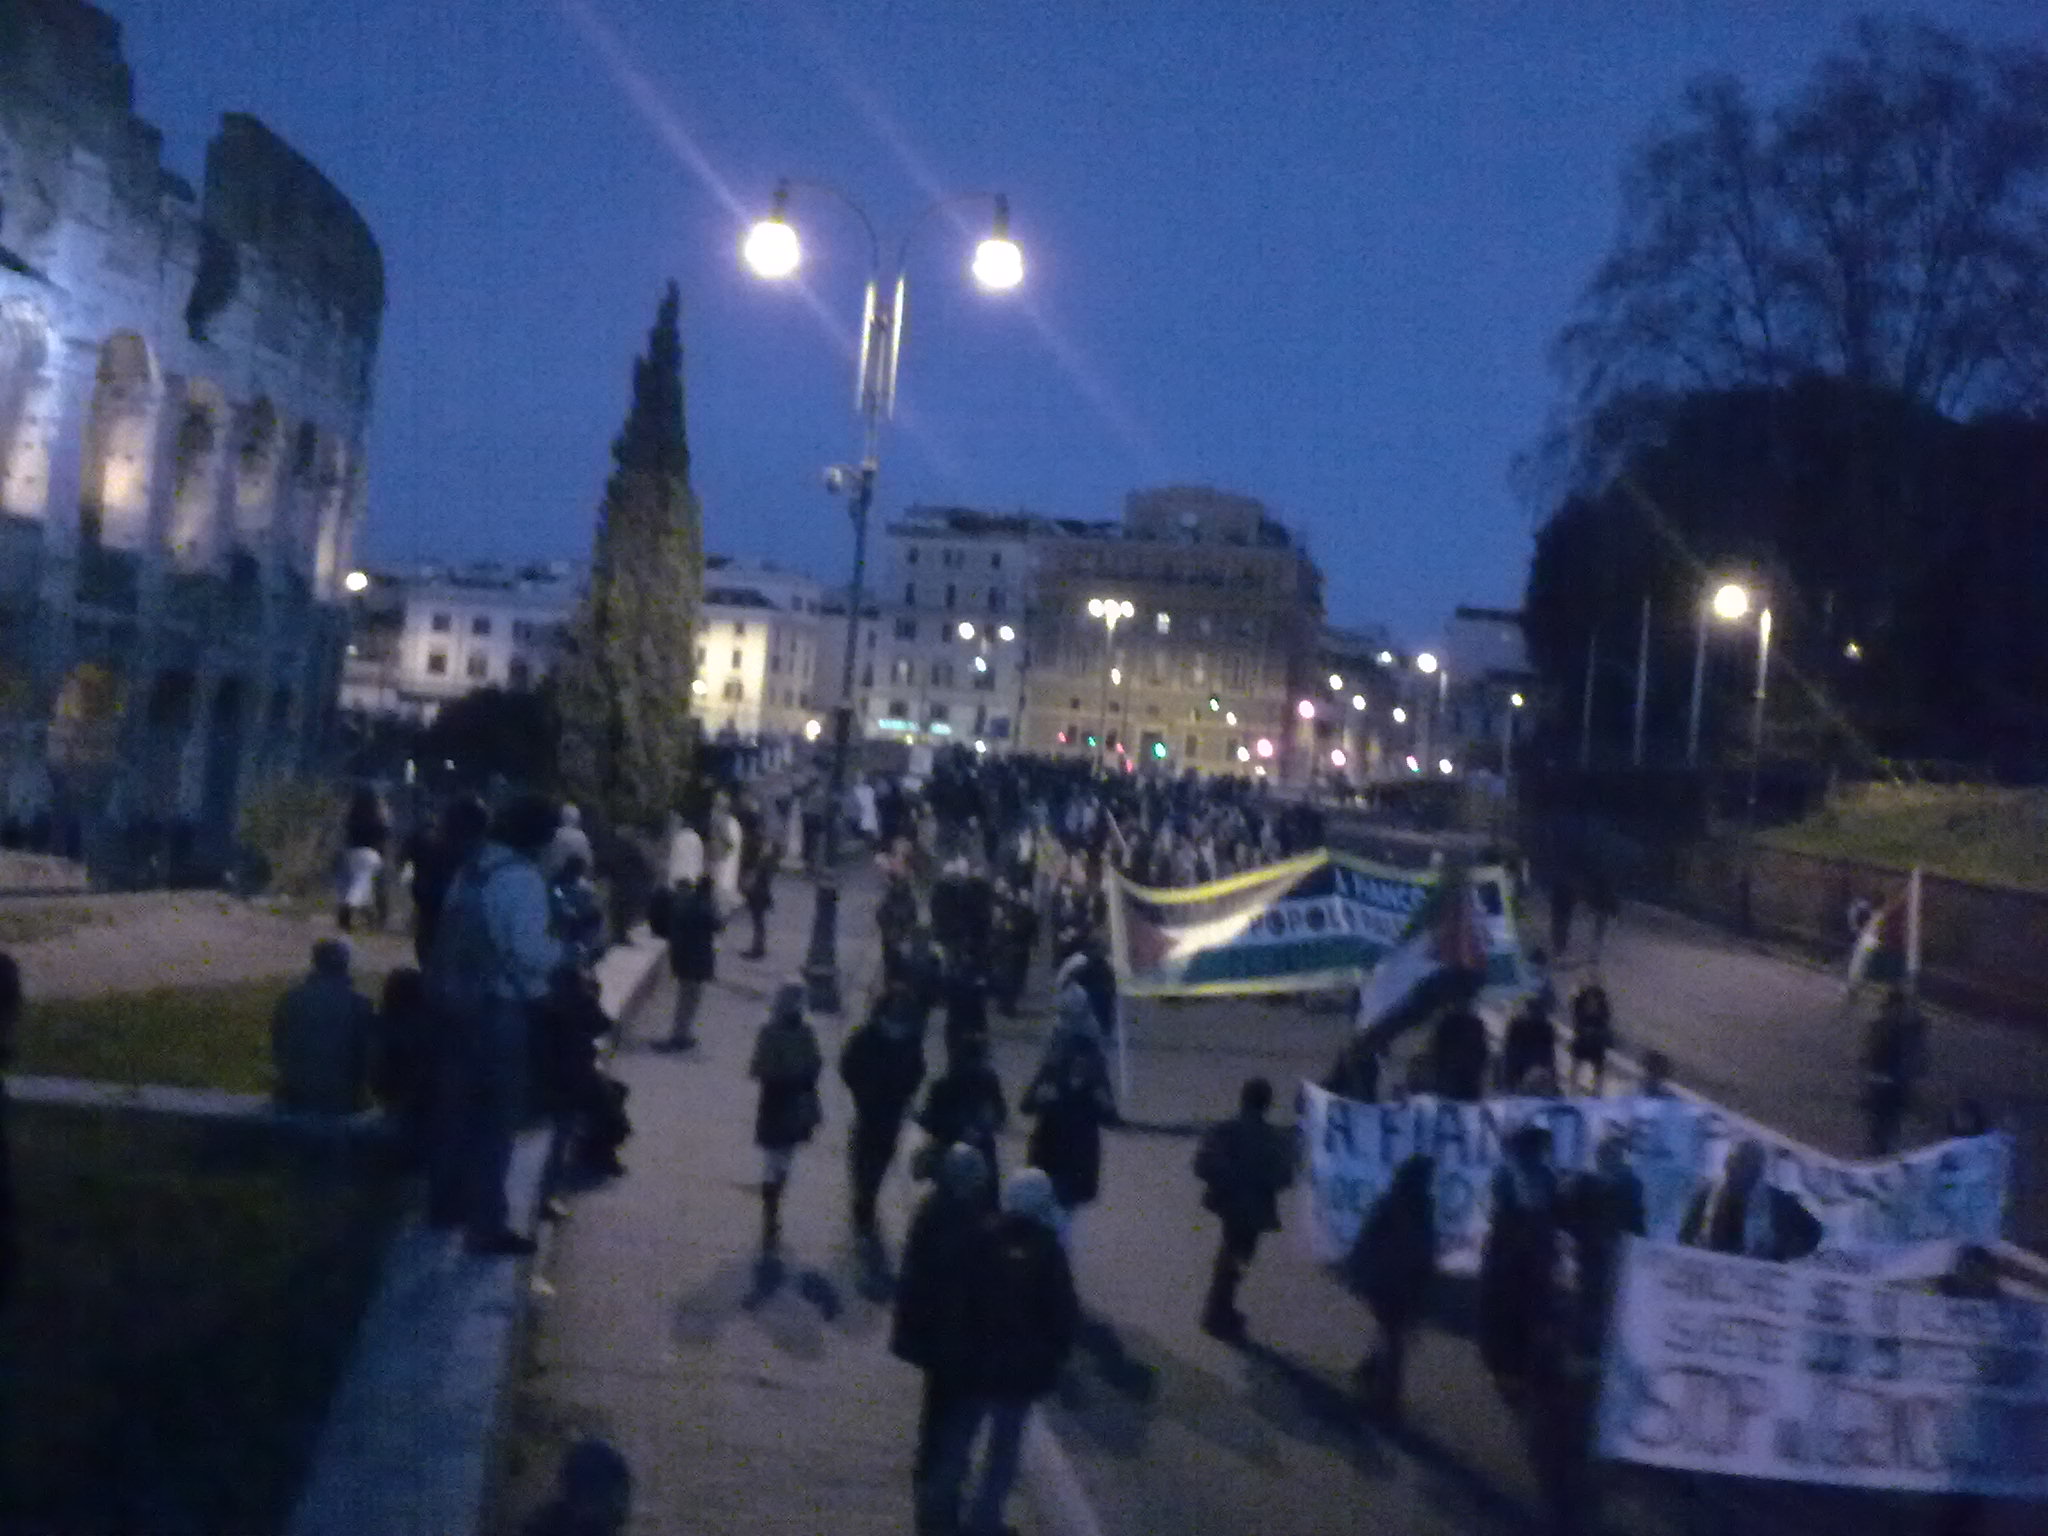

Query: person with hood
[
  {"left": 1347, "top": 1152, "right": 1436, "bottom": 1423},
  {"left": 925, "top": 1169, "right": 1081, "bottom": 1536},
  {"left": 425, "top": 795, "right": 564, "bottom": 1257},
  {"left": 271, "top": 938, "right": 377, "bottom": 1115},
  {"left": 1192, "top": 1076, "right": 1297, "bottom": 1342},
  {"left": 916, "top": 1031, "right": 1007, "bottom": 1197},
  {"left": 1677, "top": 1139, "right": 1821, "bottom": 1262},
  {"left": 1477, "top": 1123, "right": 1562, "bottom": 1396},
  {"left": 749, "top": 981, "right": 823, "bottom": 1255},
  {"left": 1020, "top": 985, "right": 1118, "bottom": 1241},
  {"left": 658, "top": 876, "right": 720, "bottom": 1052},
  {"left": 840, "top": 983, "right": 929, "bottom": 1242},
  {"left": 891, "top": 1144, "right": 991, "bottom": 1536},
  {"left": 543, "top": 802, "right": 594, "bottom": 881}
]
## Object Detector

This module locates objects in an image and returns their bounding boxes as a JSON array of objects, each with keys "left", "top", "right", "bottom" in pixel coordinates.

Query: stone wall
[
  {"left": 0, "top": 0, "right": 383, "bottom": 876},
  {"left": 1668, "top": 839, "right": 2048, "bottom": 1025}
]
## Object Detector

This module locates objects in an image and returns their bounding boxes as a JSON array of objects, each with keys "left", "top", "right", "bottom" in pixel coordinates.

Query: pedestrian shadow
[
  {"left": 1047, "top": 1319, "right": 1285, "bottom": 1470},
  {"left": 669, "top": 1253, "right": 846, "bottom": 1359}
]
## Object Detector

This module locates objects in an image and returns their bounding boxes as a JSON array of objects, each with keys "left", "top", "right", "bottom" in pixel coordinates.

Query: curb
[{"left": 285, "top": 936, "right": 668, "bottom": 1536}]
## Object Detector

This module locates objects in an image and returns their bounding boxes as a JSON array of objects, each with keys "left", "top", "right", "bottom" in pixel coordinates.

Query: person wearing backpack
[
  {"left": 840, "top": 982, "right": 928, "bottom": 1244},
  {"left": 425, "top": 796, "right": 565, "bottom": 1257},
  {"left": 1567, "top": 983, "right": 1615, "bottom": 1095},
  {"left": 749, "top": 982, "right": 823, "bottom": 1255},
  {"left": 924, "top": 1169, "right": 1080, "bottom": 1536},
  {"left": 1347, "top": 1154, "right": 1437, "bottom": 1424},
  {"left": 1192, "top": 1077, "right": 1296, "bottom": 1342}
]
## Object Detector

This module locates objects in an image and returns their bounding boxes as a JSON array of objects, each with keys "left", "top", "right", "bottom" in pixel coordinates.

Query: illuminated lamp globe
[
  {"left": 1712, "top": 583, "right": 1751, "bottom": 622},
  {"left": 1255, "top": 738, "right": 1274, "bottom": 759},
  {"left": 343, "top": 569, "right": 369, "bottom": 594},
  {"left": 1328, "top": 673, "right": 1344, "bottom": 691},
  {"left": 957, "top": 621, "right": 976, "bottom": 639},
  {"left": 1415, "top": 652, "right": 1440, "bottom": 675},
  {"left": 803, "top": 718, "right": 822, "bottom": 741},
  {"left": 997, "top": 625, "right": 1015, "bottom": 642},
  {"left": 1296, "top": 699, "right": 1315, "bottom": 720},
  {"left": 1329, "top": 748, "right": 1347, "bottom": 768},
  {"left": 743, "top": 217, "right": 801, "bottom": 279},
  {"left": 972, "top": 200, "right": 1024, "bottom": 290},
  {"left": 1350, "top": 694, "right": 1366, "bottom": 711},
  {"left": 1391, "top": 706, "right": 1407, "bottom": 724}
]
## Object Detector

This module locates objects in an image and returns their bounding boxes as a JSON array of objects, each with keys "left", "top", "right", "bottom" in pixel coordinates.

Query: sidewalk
[{"left": 495, "top": 869, "right": 1048, "bottom": 1536}]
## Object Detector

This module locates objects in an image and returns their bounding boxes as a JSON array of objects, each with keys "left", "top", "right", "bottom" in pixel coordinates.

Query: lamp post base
[{"left": 802, "top": 874, "right": 843, "bottom": 1014}]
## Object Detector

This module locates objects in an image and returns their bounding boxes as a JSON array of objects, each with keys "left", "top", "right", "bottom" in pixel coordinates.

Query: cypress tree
[{"left": 557, "top": 283, "right": 702, "bottom": 828}]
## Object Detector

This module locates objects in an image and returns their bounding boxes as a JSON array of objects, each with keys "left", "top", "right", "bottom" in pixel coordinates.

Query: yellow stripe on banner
[
  {"left": 1124, "top": 972, "right": 1362, "bottom": 998},
  {"left": 1327, "top": 848, "right": 1447, "bottom": 883},
  {"left": 1110, "top": 849, "right": 1330, "bottom": 906}
]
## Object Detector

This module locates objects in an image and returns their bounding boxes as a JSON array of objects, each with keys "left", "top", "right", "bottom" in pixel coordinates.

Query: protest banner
[
  {"left": 1297, "top": 1084, "right": 2011, "bottom": 1277},
  {"left": 1106, "top": 849, "right": 1521, "bottom": 997},
  {"left": 1598, "top": 1237, "right": 2048, "bottom": 1497}
]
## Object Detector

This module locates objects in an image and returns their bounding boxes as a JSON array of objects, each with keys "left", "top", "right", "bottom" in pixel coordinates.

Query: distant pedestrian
[
  {"left": 749, "top": 981, "right": 823, "bottom": 1255},
  {"left": 892, "top": 1144, "right": 991, "bottom": 1536},
  {"left": 663, "top": 809, "right": 705, "bottom": 891},
  {"left": 1862, "top": 985, "right": 1926, "bottom": 1155},
  {"left": 916, "top": 1032, "right": 1008, "bottom": 1196},
  {"left": 1567, "top": 983, "right": 1614, "bottom": 1095},
  {"left": 1020, "top": 985, "right": 1118, "bottom": 1241},
  {"left": 340, "top": 787, "right": 391, "bottom": 932},
  {"left": 271, "top": 938, "right": 376, "bottom": 1115},
  {"left": 542, "top": 802, "right": 595, "bottom": 883},
  {"left": 1638, "top": 1049, "right": 1675, "bottom": 1098},
  {"left": 1558, "top": 1130, "right": 1645, "bottom": 1352},
  {"left": 1429, "top": 1004, "right": 1490, "bottom": 1101},
  {"left": 1346, "top": 1152, "right": 1436, "bottom": 1424},
  {"left": 0, "top": 952, "right": 20, "bottom": 1309},
  {"left": 1192, "top": 1076, "right": 1297, "bottom": 1342},
  {"left": 1477, "top": 1124, "right": 1562, "bottom": 1396},
  {"left": 1501, "top": 994, "right": 1557, "bottom": 1095},
  {"left": 738, "top": 832, "right": 776, "bottom": 960},
  {"left": 425, "top": 795, "right": 564, "bottom": 1257},
  {"left": 925, "top": 1169, "right": 1080, "bottom": 1536},
  {"left": 658, "top": 876, "right": 719, "bottom": 1052},
  {"left": 840, "top": 983, "right": 928, "bottom": 1242}
]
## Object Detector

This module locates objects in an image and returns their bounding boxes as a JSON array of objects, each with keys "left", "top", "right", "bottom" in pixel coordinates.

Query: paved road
[
  {"left": 500, "top": 867, "right": 2041, "bottom": 1535},
  {"left": 1558, "top": 899, "right": 2048, "bottom": 1252}
]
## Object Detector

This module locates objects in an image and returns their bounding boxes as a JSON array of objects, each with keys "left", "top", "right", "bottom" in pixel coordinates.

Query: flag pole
[{"left": 1906, "top": 865, "right": 1923, "bottom": 998}]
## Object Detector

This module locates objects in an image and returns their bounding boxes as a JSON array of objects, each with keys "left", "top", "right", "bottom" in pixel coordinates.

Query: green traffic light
[
  {"left": 1085, "top": 734, "right": 1098, "bottom": 747},
  {"left": 1207, "top": 696, "right": 1220, "bottom": 711},
  {"left": 1151, "top": 741, "right": 1167, "bottom": 759}
]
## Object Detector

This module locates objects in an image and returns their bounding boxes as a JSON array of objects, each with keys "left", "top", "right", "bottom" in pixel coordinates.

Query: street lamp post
[
  {"left": 1415, "top": 651, "right": 1444, "bottom": 765},
  {"left": 1688, "top": 580, "right": 1755, "bottom": 768},
  {"left": 745, "top": 179, "right": 1023, "bottom": 1013},
  {"left": 1746, "top": 605, "right": 1774, "bottom": 826},
  {"left": 1086, "top": 598, "right": 1133, "bottom": 768}
]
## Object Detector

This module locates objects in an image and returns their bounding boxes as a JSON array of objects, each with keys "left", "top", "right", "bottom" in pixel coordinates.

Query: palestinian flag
[
  {"left": 1846, "top": 867, "right": 1920, "bottom": 994},
  {"left": 1353, "top": 866, "right": 1489, "bottom": 1047}
]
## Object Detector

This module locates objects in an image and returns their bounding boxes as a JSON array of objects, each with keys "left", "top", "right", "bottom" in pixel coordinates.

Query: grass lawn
[
  {"left": 16, "top": 971, "right": 394, "bottom": 1096},
  {"left": 0, "top": 1101, "right": 404, "bottom": 1534},
  {"left": 1761, "top": 783, "right": 2048, "bottom": 893}
]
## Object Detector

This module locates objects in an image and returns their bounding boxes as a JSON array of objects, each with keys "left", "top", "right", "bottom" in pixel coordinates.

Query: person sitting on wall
[{"left": 271, "top": 938, "right": 377, "bottom": 1115}]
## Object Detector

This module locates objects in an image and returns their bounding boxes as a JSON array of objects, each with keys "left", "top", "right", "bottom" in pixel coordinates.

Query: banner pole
[{"left": 1906, "top": 864, "right": 1922, "bottom": 996}]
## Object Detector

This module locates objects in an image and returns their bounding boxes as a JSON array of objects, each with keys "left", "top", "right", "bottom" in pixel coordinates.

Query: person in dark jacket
[
  {"left": 1324, "top": 1032, "right": 1381, "bottom": 1102},
  {"left": 989, "top": 881, "right": 1038, "bottom": 1018},
  {"left": 1192, "top": 1076, "right": 1297, "bottom": 1342},
  {"left": 738, "top": 822, "right": 776, "bottom": 960},
  {"left": 1558, "top": 1130, "right": 1645, "bottom": 1352},
  {"left": 925, "top": 1169, "right": 1080, "bottom": 1536},
  {"left": 891, "top": 1144, "right": 991, "bottom": 1536},
  {"left": 749, "top": 982, "right": 823, "bottom": 1254},
  {"left": 1677, "top": 1139, "right": 1821, "bottom": 1262},
  {"left": 840, "top": 984, "right": 929, "bottom": 1241},
  {"left": 406, "top": 795, "right": 489, "bottom": 966},
  {"left": 1478, "top": 1124, "right": 1562, "bottom": 1396},
  {"left": 1347, "top": 1153, "right": 1436, "bottom": 1423},
  {"left": 1500, "top": 994, "right": 1557, "bottom": 1094},
  {"left": 1567, "top": 983, "right": 1614, "bottom": 1095},
  {"left": 658, "top": 877, "right": 720, "bottom": 1052},
  {"left": 1862, "top": 985, "right": 1926, "bottom": 1155},
  {"left": 1429, "top": 1005, "right": 1491, "bottom": 1101},
  {"left": 1020, "top": 986, "right": 1118, "bottom": 1237},
  {"left": 942, "top": 970, "right": 991, "bottom": 1069},
  {"left": 884, "top": 925, "right": 947, "bottom": 1033},
  {"left": 917, "top": 1032, "right": 1008, "bottom": 1198}
]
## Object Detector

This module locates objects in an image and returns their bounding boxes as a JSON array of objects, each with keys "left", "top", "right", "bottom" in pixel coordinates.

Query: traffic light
[
  {"left": 1085, "top": 734, "right": 1098, "bottom": 748},
  {"left": 1151, "top": 740, "right": 1168, "bottom": 760},
  {"left": 1207, "top": 696, "right": 1221, "bottom": 712}
]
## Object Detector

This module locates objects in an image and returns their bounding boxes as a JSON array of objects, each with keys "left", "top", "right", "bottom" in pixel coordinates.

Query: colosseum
[{"left": 0, "top": 0, "right": 383, "bottom": 878}]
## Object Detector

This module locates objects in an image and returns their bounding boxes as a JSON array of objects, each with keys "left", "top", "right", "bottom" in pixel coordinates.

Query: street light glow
[
  {"left": 1712, "top": 582, "right": 1752, "bottom": 621},
  {"left": 343, "top": 569, "right": 369, "bottom": 594},
  {"left": 972, "top": 236, "right": 1024, "bottom": 291},
  {"left": 803, "top": 718, "right": 822, "bottom": 740},
  {"left": 1109, "top": 667, "right": 1122, "bottom": 686},
  {"left": 743, "top": 215, "right": 801, "bottom": 279},
  {"left": 1391, "top": 706, "right": 1407, "bottom": 724},
  {"left": 997, "top": 624, "right": 1015, "bottom": 642},
  {"left": 1843, "top": 640, "right": 1862, "bottom": 661},
  {"left": 1235, "top": 745, "right": 1251, "bottom": 763},
  {"left": 1224, "top": 711, "right": 1237, "bottom": 726},
  {"left": 1378, "top": 651, "right": 1394, "bottom": 665},
  {"left": 1511, "top": 692, "right": 1525, "bottom": 708},
  {"left": 1438, "top": 757, "right": 1454, "bottom": 775},
  {"left": 1415, "top": 652, "right": 1439, "bottom": 675},
  {"left": 1330, "top": 748, "right": 1347, "bottom": 767},
  {"left": 1255, "top": 738, "right": 1274, "bottom": 759},
  {"left": 1405, "top": 754, "right": 1420, "bottom": 773},
  {"left": 1296, "top": 699, "right": 1315, "bottom": 720},
  {"left": 1350, "top": 694, "right": 1366, "bottom": 711},
  {"left": 957, "top": 621, "right": 975, "bottom": 639},
  {"left": 973, "top": 655, "right": 988, "bottom": 673},
  {"left": 1328, "top": 673, "right": 1344, "bottom": 691}
]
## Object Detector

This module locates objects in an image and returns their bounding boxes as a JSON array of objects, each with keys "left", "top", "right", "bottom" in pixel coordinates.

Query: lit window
[
  {"left": 1155, "top": 611, "right": 1170, "bottom": 635},
  {"left": 731, "top": 649, "right": 742, "bottom": 668}
]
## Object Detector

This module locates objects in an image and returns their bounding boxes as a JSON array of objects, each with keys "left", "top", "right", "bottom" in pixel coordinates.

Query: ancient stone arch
[
  {"left": 47, "top": 658, "right": 123, "bottom": 771},
  {"left": 0, "top": 297, "right": 52, "bottom": 518},
  {"left": 232, "top": 395, "right": 280, "bottom": 541},
  {"left": 78, "top": 331, "right": 160, "bottom": 551},
  {"left": 167, "top": 375, "right": 228, "bottom": 567}
]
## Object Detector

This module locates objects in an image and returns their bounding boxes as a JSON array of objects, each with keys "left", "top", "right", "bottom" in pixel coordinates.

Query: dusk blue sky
[{"left": 105, "top": 1, "right": 2047, "bottom": 644}]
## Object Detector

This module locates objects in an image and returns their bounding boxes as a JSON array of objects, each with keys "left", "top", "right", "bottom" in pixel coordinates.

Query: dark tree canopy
[
  {"left": 1553, "top": 17, "right": 2048, "bottom": 486},
  {"left": 422, "top": 686, "right": 561, "bottom": 789},
  {"left": 554, "top": 283, "right": 704, "bottom": 829}
]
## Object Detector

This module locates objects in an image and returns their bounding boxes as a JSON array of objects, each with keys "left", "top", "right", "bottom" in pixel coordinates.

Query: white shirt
[{"left": 666, "top": 825, "right": 704, "bottom": 885}]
